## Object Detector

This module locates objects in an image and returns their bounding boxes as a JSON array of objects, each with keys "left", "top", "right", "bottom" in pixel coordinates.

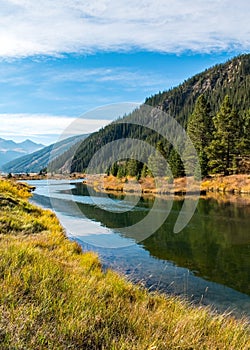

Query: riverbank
[
  {"left": 0, "top": 179, "right": 249, "bottom": 349},
  {"left": 84, "top": 174, "right": 250, "bottom": 196},
  {"left": 3, "top": 172, "right": 250, "bottom": 195}
]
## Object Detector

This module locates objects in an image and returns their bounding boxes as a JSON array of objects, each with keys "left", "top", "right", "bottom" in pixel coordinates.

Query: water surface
[{"left": 28, "top": 179, "right": 250, "bottom": 319}]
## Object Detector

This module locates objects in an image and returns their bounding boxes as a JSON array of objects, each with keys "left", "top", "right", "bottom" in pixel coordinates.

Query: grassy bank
[
  {"left": 0, "top": 180, "right": 249, "bottom": 349},
  {"left": 84, "top": 174, "right": 250, "bottom": 196}
]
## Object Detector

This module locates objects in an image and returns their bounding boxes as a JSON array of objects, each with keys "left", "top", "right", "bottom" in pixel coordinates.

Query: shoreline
[
  {"left": 83, "top": 174, "right": 250, "bottom": 204},
  {"left": 2, "top": 173, "right": 250, "bottom": 195}
]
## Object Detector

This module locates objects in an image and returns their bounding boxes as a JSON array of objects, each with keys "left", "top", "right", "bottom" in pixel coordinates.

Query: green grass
[{"left": 0, "top": 179, "right": 249, "bottom": 349}]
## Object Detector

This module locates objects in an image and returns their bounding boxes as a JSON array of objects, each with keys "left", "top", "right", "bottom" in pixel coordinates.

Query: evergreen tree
[
  {"left": 168, "top": 149, "right": 185, "bottom": 178},
  {"left": 207, "top": 95, "right": 240, "bottom": 175},
  {"left": 126, "top": 158, "right": 139, "bottom": 177},
  {"left": 110, "top": 162, "right": 118, "bottom": 176},
  {"left": 141, "top": 163, "right": 148, "bottom": 178},
  {"left": 184, "top": 95, "right": 211, "bottom": 177},
  {"left": 148, "top": 142, "right": 167, "bottom": 177},
  {"left": 238, "top": 109, "right": 250, "bottom": 156},
  {"left": 198, "top": 150, "right": 209, "bottom": 179},
  {"left": 117, "top": 164, "right": 126, "bottom": 178},
  {"left": 165, "top": 165, "right": 174, "bottom": 183}
]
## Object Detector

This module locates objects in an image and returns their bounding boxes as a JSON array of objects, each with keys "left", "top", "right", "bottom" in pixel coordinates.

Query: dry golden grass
[
  {"left": 85, "top": 174, "right": 250, "bottom": 196},
  {"left": 201, "top": 174, "right": 250, "bottom": 193}
]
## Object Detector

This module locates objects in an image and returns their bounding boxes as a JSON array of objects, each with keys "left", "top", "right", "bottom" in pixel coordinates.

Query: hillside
[
  {"left": 145, "top": 53, "right": 250, "bottom": 125},
  {"left": 63, "top": 54, "right": 250, "bottom": 176},
  {"left": 2, "top": 134, "right": 88, "bottom": 174},
  {"left": 0, "top": 138, "right": 44, "bottom": 168}
]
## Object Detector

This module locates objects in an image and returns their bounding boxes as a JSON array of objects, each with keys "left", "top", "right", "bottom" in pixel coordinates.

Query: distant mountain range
[
  {"left": 0, "top": 138, "right": 44, "bottom": 169},
  {"left": 2, "top": 134, "right": 88, "bottom": 173}
]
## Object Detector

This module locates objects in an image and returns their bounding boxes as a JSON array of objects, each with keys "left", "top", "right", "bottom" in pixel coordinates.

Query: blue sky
[{"left": 0, "top": 0, "right": 249, "bottom": 145}]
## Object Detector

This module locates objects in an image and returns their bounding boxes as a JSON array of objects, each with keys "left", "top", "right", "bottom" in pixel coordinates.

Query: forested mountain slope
[
  {"left": 52, "top": 54, "right": 250, "bottom": 177},
  {"left": 145, "top": 53, "right": 250, "bottom": 126}
]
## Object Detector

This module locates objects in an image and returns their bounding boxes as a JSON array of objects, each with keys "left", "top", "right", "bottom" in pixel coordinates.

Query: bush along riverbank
[{"left": 0, "top": 180, "right": 249, "bottom": 349}]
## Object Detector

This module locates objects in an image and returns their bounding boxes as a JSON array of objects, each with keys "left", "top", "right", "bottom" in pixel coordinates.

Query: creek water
[{"left": 28, "top": 179, "right": 250, "bottom": 319}]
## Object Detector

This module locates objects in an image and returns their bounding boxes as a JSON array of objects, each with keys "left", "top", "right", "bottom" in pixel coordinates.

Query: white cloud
[
  {"left": 0, "top": 0, "right": 249, "bottom": 58},
  {"left": 0, "top": 113, "right": 111, "bottom": 144}
]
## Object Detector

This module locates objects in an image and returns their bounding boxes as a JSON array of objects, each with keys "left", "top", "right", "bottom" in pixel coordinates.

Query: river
[{"left": 27, "top": 179, "right": 250, "bottom": 319}]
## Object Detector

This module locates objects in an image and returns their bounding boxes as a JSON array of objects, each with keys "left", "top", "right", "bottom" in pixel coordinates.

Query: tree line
[{"left": 108, "top": 95, "right": 250, "bottom": 180}]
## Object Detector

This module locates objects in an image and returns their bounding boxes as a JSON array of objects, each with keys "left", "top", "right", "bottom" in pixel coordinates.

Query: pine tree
[
  {"left": 126, "top": 158, "right": 139, "bottom": 177},
  {"left": 199, "top": 150, "right": 209, "bottom": 179},
  {"left": 148, "top": 142, "right": 167, "bottom": 177},
  {"left": 117, "top": 164, "right": 126, "bottom": 178},
  {"left": 110, "top": 162, "right": 118, "bottom": 176},
  {"left": 207, "top": 95, "right": 240, "bottom": 175},
  {"left": 141, "top": 163, "right": 148, "bottom": 178},
  {"left": 168, "top": 149, "right": 185, "bottom": 178},
  {"left": 184, "top": 95, "right": 211, "bottom": 177},
  {"left": 238, "top": 109, "right": 250, "bottom": 156},
  {"left": 165, "top": 165, "right": 174, "bottom": 183}
]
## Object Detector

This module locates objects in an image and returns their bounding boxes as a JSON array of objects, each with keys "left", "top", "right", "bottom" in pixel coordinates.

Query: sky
[{"left": 0, "top": 0, "right": 249, "bottom": 145}]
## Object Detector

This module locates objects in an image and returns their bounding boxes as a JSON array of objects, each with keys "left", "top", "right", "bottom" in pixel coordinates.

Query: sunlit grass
[
  {"left": 0, "top": 179, "right": 249, "bottom": 349},
  {"left": 86, "top": 174, "right": 250, "bottom": 196}
]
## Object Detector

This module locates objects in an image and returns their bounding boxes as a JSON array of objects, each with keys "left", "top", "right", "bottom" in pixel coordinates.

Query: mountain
[
  {"left": 0, "top": 138, "right": 44, "bottom": 169},
  {"left": 18, "top": 139, "right": 45, "bottom": 153},
  {"left": 2, "top": 134, "right": 88, "bottom": 174},
  {"left": 145, "top": 54, "right": 250, "bottom": 125},
  {"left": 63, "top": 53, "right": 250, "bottom": 175}
]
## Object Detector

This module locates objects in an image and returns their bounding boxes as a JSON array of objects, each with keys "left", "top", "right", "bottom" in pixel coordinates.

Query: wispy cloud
[
  {"left": 0, "top": 0, "right": 249, "bottom": 58},
  {"left": 48, "top": 67, "right": 170, "bottom": 89}
]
